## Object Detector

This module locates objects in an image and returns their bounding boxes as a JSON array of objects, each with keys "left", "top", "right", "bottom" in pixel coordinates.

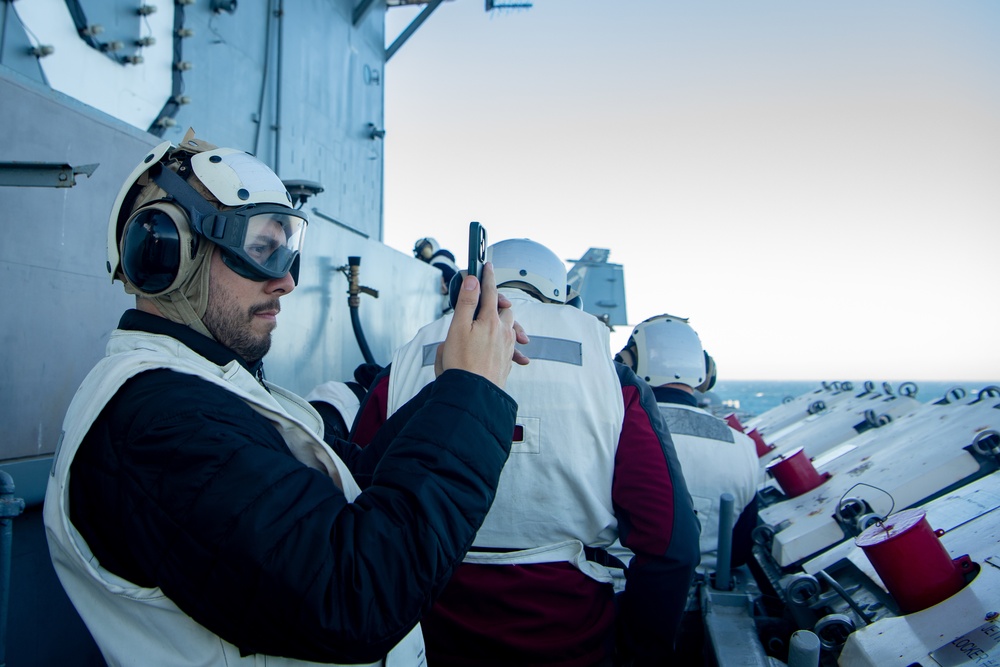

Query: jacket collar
[
  {"left": 118, "top": 309, "right": 263, "bottom": 378},
  {"left": 652, "top": 385, "right": 698, "bottom": 407}
]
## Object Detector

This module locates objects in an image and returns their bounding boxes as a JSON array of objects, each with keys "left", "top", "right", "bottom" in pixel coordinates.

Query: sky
[{"left": 382, "top": 1, "right": 1000, "bottom": 382}]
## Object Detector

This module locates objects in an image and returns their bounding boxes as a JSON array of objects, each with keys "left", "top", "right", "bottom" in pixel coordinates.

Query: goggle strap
[{"left": 149, "top": 163, "right": 220, "bottom": 235}]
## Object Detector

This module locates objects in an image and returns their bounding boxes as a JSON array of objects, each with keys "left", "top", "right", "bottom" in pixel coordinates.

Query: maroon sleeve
[
  {"left": 350, "top": 371, "right": 390, "bottom": 447},
  {"left": 612, "top": 363, "right": 701, "bottom": 662}
]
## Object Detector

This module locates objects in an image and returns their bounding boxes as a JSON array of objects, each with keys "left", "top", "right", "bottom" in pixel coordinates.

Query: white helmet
[
  {"left": 626, "top": 314, "right": 706, "bottom": 388},
  {"left": 414, "top": 237, "right": 439, "bottom": 261},
  {"left": 488, "top": 238, "right": 567, "bottom": 303}
]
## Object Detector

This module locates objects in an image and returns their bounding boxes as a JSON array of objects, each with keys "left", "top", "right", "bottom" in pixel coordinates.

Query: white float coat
[
  {"left": 387, "top": 289, "right": 625, "bottom": 582},
  {"left": 657, "top": 401, "right": 761, "bottom": 572}
]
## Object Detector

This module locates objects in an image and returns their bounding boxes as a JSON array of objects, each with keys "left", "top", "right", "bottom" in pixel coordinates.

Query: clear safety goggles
[
  {"left": 151, "top": 163, "right": 308, "bottom": 283},
  {"left": 200, "top": 204, "right": 307, "bottom": 283}
]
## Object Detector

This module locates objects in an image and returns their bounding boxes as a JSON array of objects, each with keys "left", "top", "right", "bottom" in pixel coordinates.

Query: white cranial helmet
[
  {"left": 107, "top": 133, "right": 303, "bottom": 296},
  {"left": 414, "top": 237, "right": 439, "bottom": 260},
  {"left": 628, "top": 314, "right": 706, "bottom": 388},
  {"left": 487, "top": 238, "right": 567, "bottom": 303}
]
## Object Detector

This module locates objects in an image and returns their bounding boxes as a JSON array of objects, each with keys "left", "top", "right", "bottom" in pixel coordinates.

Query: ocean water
[{"left": 706, "top": 380, "right": 1000, "bottom": 419}]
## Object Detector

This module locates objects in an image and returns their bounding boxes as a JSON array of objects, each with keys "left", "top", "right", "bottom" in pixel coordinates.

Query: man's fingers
[
  {"left": 476, "top": 262, "right": 500, "bottom": 320},
  {"left": 513, "top": 321, "right": 529, "bottom": 346},
  {"left": 438, "top": 261, "right": 521, "bottom": 386},
  {"left": 449, "top": 273, "right": 481, "bottom": 327},
  {"left": 511, "top": 321, "right": 530, "bottom": 366}
]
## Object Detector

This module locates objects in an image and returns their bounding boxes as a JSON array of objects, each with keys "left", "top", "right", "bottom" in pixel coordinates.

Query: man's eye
[{"left": 246, "top": 239, "right": 279, "bottom": 260}]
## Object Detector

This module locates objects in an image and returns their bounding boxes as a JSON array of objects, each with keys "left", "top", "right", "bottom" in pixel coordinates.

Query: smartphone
[
  {"left": 468, "top": 221, "right": 487, "bottom": 284},
  {"left": 450, "top": 221, "right": 488, "bottom": 313}
]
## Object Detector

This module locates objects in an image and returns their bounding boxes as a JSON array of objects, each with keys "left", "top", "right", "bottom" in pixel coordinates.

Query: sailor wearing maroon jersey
[{"left": 353, "top": 239, "right": 700, "bottom": 666}]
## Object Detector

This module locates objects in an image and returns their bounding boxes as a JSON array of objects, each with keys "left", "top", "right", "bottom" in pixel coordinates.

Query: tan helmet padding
[
  {"left": 137, "top": 244, "right": 215, "bottom": 340},
  {"left": 119, "top": 130, "right": 221, "bottom": 340}
]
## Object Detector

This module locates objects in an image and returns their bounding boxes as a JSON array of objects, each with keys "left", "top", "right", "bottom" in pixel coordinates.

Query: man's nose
[{"left": 267, "top": 271, "right": 295, "bottom": 295}]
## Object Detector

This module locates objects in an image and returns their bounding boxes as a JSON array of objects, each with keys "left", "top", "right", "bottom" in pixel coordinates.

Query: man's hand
[
  {"left": 497, "top": 289, "right": 531, "bottom": 367},
  {"left": 436, "top": 263, "right": 529, "bottom": 389}
]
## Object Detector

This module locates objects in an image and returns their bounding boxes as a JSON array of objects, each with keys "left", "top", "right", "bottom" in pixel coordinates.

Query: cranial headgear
[
  {"left": 107, "top": 129, "right": 306, "bottom": 335},
  {"left": 413, "top": 237, "right": 439, "bottom": 261},
  {"left": 487, "top": 238, "right": 568, "bottom": 304},
  {"left": 624, "top": 314, "right": 707, "bottom": 388}
]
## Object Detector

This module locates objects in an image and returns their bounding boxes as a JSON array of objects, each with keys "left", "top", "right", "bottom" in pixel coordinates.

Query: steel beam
[
  {"left": 353, "top": 0, "right": 378, "bottom": 26},
  {"left": 385, "top": 0, "right": 444, "bottom": 62}
]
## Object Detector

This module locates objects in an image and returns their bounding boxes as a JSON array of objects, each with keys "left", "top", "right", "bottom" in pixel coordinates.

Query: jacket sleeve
[
  {"left": 612, "top": 364, "right": 701, "bottom": 663},
  {"left": 72, "top": 368, "right": 515, "bottom": 664},
  {"left": 330, "top": 374, "right": 436, "bottom": 489}
]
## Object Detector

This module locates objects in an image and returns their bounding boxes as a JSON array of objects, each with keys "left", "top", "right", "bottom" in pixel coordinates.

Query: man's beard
[{"left": 203, "top": 295, "right": 278, "bottom": 365}]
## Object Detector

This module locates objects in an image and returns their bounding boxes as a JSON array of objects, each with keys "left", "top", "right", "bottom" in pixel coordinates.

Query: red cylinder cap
[
  {"left": 855, "top": 508, "right": 926, "bottom": 548},
  {"left": 765, "top": 446, "right": 804, "bottom": 471}
]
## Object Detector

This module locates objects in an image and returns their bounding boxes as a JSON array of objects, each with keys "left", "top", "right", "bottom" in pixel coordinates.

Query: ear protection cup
[
  {"left": 697, "top": 351, "right": 718, "bottom": 392},
  {"left": 614, "top": 336, "right": 638, "bottom": 370},
  {"left": 119, "top": 201, "right": 199, "bottom": 296},
  {"left": 565, "top": 284, "right": 583, "bottom": 309}
]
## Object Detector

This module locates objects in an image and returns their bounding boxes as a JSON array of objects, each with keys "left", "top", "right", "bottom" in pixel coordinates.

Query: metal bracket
[
  {"left": 486, "top": 0, "right": 533, "bottom": 8},
  {"left": 0, "top": 162, "right": 99, "bottom": 188}
]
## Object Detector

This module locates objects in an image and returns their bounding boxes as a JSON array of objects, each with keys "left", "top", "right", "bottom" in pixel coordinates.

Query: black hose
[
  {"left": 349, "top": 303, "right": 376, "bottom": 366},
  {"left": 347, "top": 256, "right": 376, "bottom": 366}
]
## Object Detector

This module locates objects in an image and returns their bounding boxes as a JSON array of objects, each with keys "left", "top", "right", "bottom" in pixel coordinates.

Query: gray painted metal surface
[
  {"left": 1, "top": 71, "right": 146, "bottom": 468},
  {"left": 567, "top": 247, "right": 628, "bottom": 326},
  {"left": 701, "top": 568, "right": 774, "bottom": 667},
  {"left": 787, "top": 630, "right": 821, "bottom": 667}
]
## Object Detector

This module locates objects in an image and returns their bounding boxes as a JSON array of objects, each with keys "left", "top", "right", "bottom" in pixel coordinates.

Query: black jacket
[{"left": 70, "top": 310, "right": 517, "bottom": 663}]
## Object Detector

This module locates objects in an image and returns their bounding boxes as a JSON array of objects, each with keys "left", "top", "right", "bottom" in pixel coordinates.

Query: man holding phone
[{"left": 45, "top": 134, "right": 530, "bottom": 666}]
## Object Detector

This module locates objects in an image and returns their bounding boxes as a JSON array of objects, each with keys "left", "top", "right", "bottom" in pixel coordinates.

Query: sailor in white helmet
[
  {"left": 353, "top": 238, "right": 700, "bottom": 666},
  {"left": 616, "top": 314, "right": 761, "bottom": 574},
  {"left": 613, "top": 315, "right": 760, "bottom": 661},
  {"left": 414, "top": 236, "right": 460, "bottom": 313},
  {"left": 43, "top": 130, "right": 527, "bottom": 667}
]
